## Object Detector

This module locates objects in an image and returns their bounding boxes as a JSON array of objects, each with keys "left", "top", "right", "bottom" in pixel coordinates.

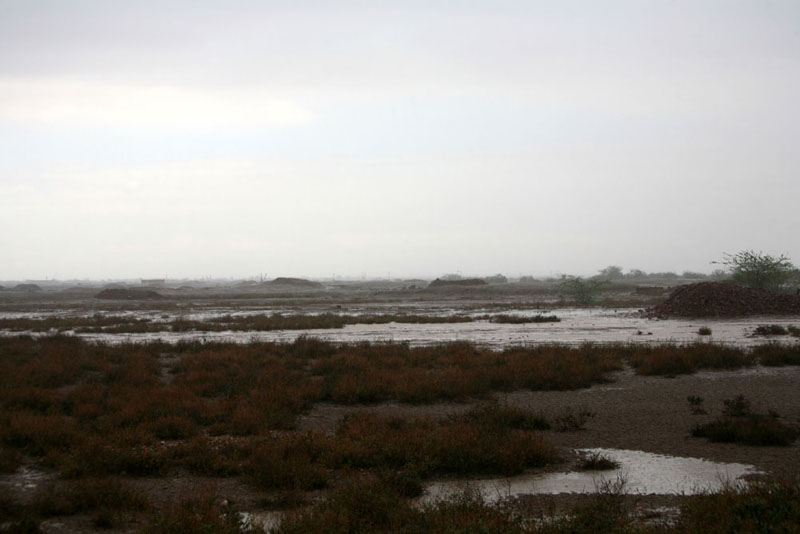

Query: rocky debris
[
  {"left": 648, "top": 282, "right": 800, "bottom": 318},
  {"left": 267, "top": 277, "right": 323, "bottom": 288},
  {"left": 95, "top": 288, "right": 165, "bottom": 300},
  {"left": 428, "top": 278, "right": 488, "bottom": 288},
  {"left": 13, "top": 283, "right": 42, "bottom": 292}
]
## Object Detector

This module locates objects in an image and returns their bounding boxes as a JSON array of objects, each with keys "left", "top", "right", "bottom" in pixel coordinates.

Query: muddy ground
[{"left": 1, "top": 284, "right": 798, "bottom": 532}]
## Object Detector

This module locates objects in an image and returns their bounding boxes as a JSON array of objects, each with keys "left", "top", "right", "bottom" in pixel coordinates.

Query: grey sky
[{"left": 1, "top": 1, "right": 799, "bottom": 279}]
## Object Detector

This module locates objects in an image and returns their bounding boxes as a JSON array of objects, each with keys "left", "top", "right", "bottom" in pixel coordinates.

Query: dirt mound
[
  {"left": 268, "top": 277, "right": 323, "bottom": 288},
  {"left": 95, "top": 288, "right": 165, "bottom": 300},
  {"left": 13, "top": 283, "right": 43, "bottom": 292},
  {"left": 648, "top": 282, "right": 800, "bottom": 318},
  {"left": 428, "top": 278, "right": 488, "bottom": 288}
]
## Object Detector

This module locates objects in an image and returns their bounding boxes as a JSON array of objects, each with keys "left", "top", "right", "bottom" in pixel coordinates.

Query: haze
[{"left": 2, "top": 1, "right": 799, "bottom": 280}]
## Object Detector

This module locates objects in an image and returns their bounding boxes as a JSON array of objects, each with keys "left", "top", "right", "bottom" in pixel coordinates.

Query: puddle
[
  {"left": 2, "top": 308, "right": 799, "bottom": 349},
  {"left": 423, "top": 449, "right": 761, "bottom": 503},
  {"left": 0, "top": 465, "right": 51, "bottom": 497},
  {"left": 240, "top": 511, "right": 283, "bottom": 531}
]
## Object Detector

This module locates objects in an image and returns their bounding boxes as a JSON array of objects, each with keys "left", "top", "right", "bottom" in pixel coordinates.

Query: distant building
[{"left": 141, "top": 279, "right": 166, "bottom": 287}]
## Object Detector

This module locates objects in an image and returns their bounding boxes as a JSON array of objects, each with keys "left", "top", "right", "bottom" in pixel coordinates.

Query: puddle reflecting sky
[
  {"left": 423, "top": 448, "right": 761, "bottom": 503},
  {"left": 1, "top": 308, "right": 799, "bottom": 348}
]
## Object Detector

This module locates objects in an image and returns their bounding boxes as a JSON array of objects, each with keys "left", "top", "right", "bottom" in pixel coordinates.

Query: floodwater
[
  {"left": 423, "top": 448, "right": 761, "bottom": 503},
  {"left": 2, "top": 308, "right": 798, "bottom": 348}
]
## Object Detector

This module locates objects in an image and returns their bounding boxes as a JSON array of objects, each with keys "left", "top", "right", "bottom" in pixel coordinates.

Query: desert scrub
[
  {"left": 752, "top": 324, "right": 789, "bottom": 336},
  {"left": 687, "top": 395, "right": 707, "bottom": 415},
  {"left": 331, "top": 411, "right": 558, "bottom": 477},
  {"left": 275, "top": 477, "right": 529, "bottom": 534},
  {"left": 487, "top": 314, "right": 560, "bottom": 324},
  {"left": 752, "top": 343, "right": 800, "bottom": 366},
  {"left": 678, "top": 479, "right": 800, "bottom": 533},
  {"left": 626, "top": 343, "right": 754, "bottom": 376},
  {"left": 552, "top": 406, "right": 595, "bottom": 432},
  {"left": 697, "top": 326, "right": 712, "bottom": 335},
  {"left": 461, "top": 400, "right": 550, "bottom": 431},
  {"left": 578, "top": 452, "right": 620, "bottom": 471},
  {"left": 692, "top": 396, "right": 799, "bottom": 446},
  {"left": 30, "top": 478, "right": 149, "bottom": 517},
  {"left": 143, "top": 490, "right": 265, "bottom": 534}
]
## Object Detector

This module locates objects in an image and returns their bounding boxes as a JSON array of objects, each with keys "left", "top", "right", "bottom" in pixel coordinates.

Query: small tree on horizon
[
  {"left": 598, "top": 265, "right": 624, "bottom": 279},
  {"left": 558, "top": 275, "right": 608, "bottom": 305},
  {"left": 719, "top": 250, "right": 798, "bottom": 292}
]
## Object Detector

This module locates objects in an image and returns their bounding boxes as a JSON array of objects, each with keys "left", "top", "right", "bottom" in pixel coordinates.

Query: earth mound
[
  {"left": 428, "top": 278, "right": 488, "bottom": 288},
  {"left": 13, "top": 284, "right": 42, "bottom": 292},
  {"left": 95, "top": 288, "right": 165, "bottom": 300},
  {"left": 268, "top": 277, "right": 323, "bottom": 288},
  {"left": 648, "top": 282, "right": 800, "bottom": 318}
]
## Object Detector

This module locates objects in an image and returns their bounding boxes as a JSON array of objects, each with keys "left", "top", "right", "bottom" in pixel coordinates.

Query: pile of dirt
[
  {"left": 267, "top": 277, "right": 323, "bottom": 288},
  {"left": 95, "top": 288, "right": 165, "bottom": 300},
  {"left": 428, "top": 278, "right": 488, "bottom": 288},
  {"left": 13, "top": 283, "right": 42, "bottom": 292},
  {"left": 648, "top": 282, "right": 800, "bottom": 318}
]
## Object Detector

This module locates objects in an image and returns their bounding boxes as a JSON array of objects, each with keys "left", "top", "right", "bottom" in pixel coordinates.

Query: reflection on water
[
  {"left": 423, "top": 448, "right": 760, "bottom": 503},
  {"left": 2, "top": 308, "right": 799, "bottom": 348}
]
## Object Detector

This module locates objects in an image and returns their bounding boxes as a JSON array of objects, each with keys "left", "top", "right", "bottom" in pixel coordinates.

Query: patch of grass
[
  {"left": 488, "top": 314, "right": 561, "bottom": 324},
  {"left": 331, "top": 412, "right": 558, "bottom": 477},
  {"left": 0, "top": 447, "right": 22, "bottom": 473},
  {"left": 142, "top": 490, "right": 263, "bottom": 534},
  {"left": 276, "top": 477, "right": 528, "bottom": 534},
  {"left": 30, "top": 478, "right": 148, "bottom": 517},
  {"left": 692, "top": 397, "right": 798, "bottom": 446},
  {"left": 578, "top": 452, "right": 620, "bottom": 471},
  {"left": 722, "top": 394, "right": 751, "bottom": 417},
  {"left": 275, "top": 476, "right": 423, "bottom": 534},
  {"left": 752, "top": 343, "right": 800, "bottom": 366},
  {"left": 627, "top": 343, "right": 755, "bottom": 376},
  {"left": 541, "top": 477, "right": 630, "bottom": 533},
  {"left": 692, "top": 416, "right": 798, "bottom": 446},
  {"left": 553, "top": 407, "right": 595, "bottom": 432},
  {"left": 752, "top": 324, "right": 789, "bottom": 336},
  {"left": 461, "top": 401, "right": 551, "bottom": 431},
  {"left": 687, "top": 395, "right": 707, "bottom": 415},
  {"left": 697, "top": 326, "right": 712, "bottom": 335},
  {"left": 248, "top": 433, "right": 329, "bottom": 491},
  {"left": 0, "top": 491, "right": 24, "bottom": 522},
  {"left": 678, "top": 479, "right": 800, "bottom": 532}
]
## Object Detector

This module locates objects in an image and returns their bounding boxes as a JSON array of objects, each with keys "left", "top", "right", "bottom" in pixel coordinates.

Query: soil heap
[
  {"left": 648, "top": 282, "right": 800, "bottom": 318},
  {"left": 428, "top": 278, "right": 488, "bottom": 288},
  {"left": 267, "top": 277, "right": 323, "bottom": 288},
  {"left": 95, "top": 288, "right": 165, "bottom": 300},
  {"left": 13, "top": 283, "right": 42, "bottom": 292}
]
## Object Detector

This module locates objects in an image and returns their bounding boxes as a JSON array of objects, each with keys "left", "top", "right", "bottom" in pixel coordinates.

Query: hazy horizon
[{"left": 2, "top": 1, "right": 799, "bottom": 280}]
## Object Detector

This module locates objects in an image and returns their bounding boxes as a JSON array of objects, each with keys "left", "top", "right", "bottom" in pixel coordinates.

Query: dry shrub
[
  {"left": 753, "top": 344, "right": 800, "bottom": 366},
  {"left": 1, "top": 413, "right": 80, "bottom": 457},
  {"left": 173, "top": 436, "right": 250, "bottom": 476},
  {"left": 150, "top": 416, "right": 199, "bottom": 440},
  {"left": 63, "top": 429, "right": 167, "bottom": 477},
  {"left": 332, "top": 412, "right": 558, "bottom": 477},
  {"left": 143, "top": 488, "right": 262, "bottom": 534},
  {"left": 629, "top": 343, "right": 754, "bottom": 376},
  {"left": 31, "top": 478, "right": 148, "bottom": 517},
  {"left": 678, "top": 479, "right": 800, "bottom": 532},
  {"left": 248, "top": 433, "right": 329, "bottom": 491},
  {"left": 277, "top": 477, "right": 526, "bottom": 534},
  {"left": 692, "top": 416, "right": 798, "bottom": 446}
]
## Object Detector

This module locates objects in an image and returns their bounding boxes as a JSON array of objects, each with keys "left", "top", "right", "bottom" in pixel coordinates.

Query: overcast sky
[{"left": 1, "top": 1, "right": 799, "bottom": 280}]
